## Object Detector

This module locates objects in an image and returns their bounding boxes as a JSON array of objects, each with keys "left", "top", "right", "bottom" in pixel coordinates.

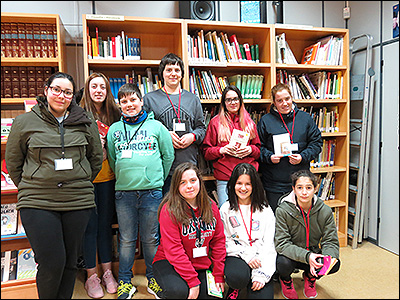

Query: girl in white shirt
[{"left": 220, "top": 163, "right": 276, "bottom": 299}]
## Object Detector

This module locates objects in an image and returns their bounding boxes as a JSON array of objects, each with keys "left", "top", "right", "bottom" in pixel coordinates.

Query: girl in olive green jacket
[{"left": 274, "top": 169, "right": 340, "bottom": 299}]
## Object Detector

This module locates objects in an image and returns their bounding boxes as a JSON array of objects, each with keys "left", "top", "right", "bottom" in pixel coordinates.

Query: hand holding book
[{"left": 316, "top": 255, "right": 338, "bottom": 276}]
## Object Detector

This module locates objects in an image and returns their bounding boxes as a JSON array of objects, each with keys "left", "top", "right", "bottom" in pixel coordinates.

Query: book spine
[
  {"left": 33, "top": 23, "right": 41, "bottom": 58},
  {"left": 40, "top": 24, "right": 48, "bottom": 58},
  {"left": 3, "top": 23, "right": 12, "bottom": 58},
  {"left": 10, "top": 23, "right": 19, "bottom": 58},
  {"left": 17, "top": 23, "right": 27, "bottom": 58}
]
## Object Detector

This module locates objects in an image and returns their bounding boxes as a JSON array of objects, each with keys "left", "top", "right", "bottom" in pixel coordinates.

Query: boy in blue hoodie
[{"left": 107, "top": 83, "right": 174, "bottom": 299}]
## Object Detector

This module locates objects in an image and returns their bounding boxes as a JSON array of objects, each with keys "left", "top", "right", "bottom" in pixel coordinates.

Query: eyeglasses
[
  {"left": 48, "top": 86, "right": 74, "bottom": 99},
  {"left": 225, "top": 97, "right": 240, "bottom": 104}
]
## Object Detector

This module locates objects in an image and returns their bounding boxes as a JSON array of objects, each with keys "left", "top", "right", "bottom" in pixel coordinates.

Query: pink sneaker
[
  {"left": 280, "top": 278, "right": 298, "bottom": 299},
  {"left": 303, "top": 272, "right": 318, "bottom": 298},
  {"left": 102, "top": 269, "right": 118, "bottom": 294},
  {"left": 85, "top": 273, "right": 104, "bottom": 299}
]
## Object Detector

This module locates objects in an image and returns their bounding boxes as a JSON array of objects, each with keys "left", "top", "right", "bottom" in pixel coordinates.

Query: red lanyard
[
  {"left": 238, "top": 205, "right": 253, "bottom": 246},
  {"left": 278, "top": 110, "right": 296, "bottom": 143},
  {"left": 299, "top": 205, "right": 311, "bottom": 250},
  {"left": 164, "top": 87, "right": 181, "bottom": 123}
]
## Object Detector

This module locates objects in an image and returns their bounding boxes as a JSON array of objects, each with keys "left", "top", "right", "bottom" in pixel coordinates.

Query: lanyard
[
  {"left": 122, "top": 116, "right": 147, "bottom": 149},
  {"left": 238, "top": 205, "right": 253, "bottom": 246},
  {"left": 187, "top": 204, "right": 202, "bottom": 243},
  {"left": 164, "top": 87, "right": 181, "bottom": 122},
  {"left": 59, "top": 111, "right": 68, "bottom": 159},
  {"left": 278, "top": 109, "right": 296, "bottom": 144},
  {"left": 299, "top": 205, "right": 312, "bottom": 250}
]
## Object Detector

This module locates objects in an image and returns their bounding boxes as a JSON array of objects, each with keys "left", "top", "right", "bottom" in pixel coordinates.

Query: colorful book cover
[
  {"left": 1, "top": 118, "right": 14, "bottom": 142},
  {"left": 1, "top": 203, "right": 17, "bottom": 236},
  {"left": 16, "top": 249, "right": 38, "bottom": 279}
]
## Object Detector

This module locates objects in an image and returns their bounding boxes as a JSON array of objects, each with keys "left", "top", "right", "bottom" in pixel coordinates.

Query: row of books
[
  {"left": 2, "top": 66, "right": 58, "bottom": 99},
  {"left": 316, "top": 172, "right": 336, "bottom": 201},
  {"left": 277, "top": 69, "right": 344, "bottom": 100},
  {"left": 190, "top": 69, "right": 228, "bottom": 100},
  {"left": 1, "top": 249, "right": 37, "bottom": 282},
  {"left": 87, "top": 27, "right": 141, "bottom": 60},
  {"left": 299, "top": 105, "right": 339, "bottom": 133},
  {"left": 104, "top": 68, "right": 162, "bottom": 100},
  {"left": 1, "top": 22, "right": 58, "bottom": 59},
  {"left": 311, "top": 138, "right": 336, "bottom": 168},
  {"left": 301, "top": 35, "right": 344, "bottom": 66},
  {"left": 276, "top": 33, "right": 343, "bottom": 66},
  {"left": 228, "top": 74, "right": 264, "bottom": 100},
  {"left": 188, "top": 30, "right": 259, "bottom": 64}
]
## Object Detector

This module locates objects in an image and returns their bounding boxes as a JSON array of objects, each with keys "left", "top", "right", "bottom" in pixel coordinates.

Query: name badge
[
  {"left": 54, "top": 158, "right": 73, "bottom": 170},
  {"left": 121, "top": 150, "right": 133, "bottom": 158},
  {"left": 174, "top": 121, "right": 186, "bottom": 132},
  {"left": 290, "top": 143, "right": 299, "bottom": 151},
  {"left": 193, "top": 246, "right": 207, "bottom": 258}
]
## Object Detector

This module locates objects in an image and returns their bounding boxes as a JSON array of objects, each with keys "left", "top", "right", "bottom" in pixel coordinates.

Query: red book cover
[
  {"left": 301, "top": 42, "right": 320, "bottom": 65},
  {"left": 111, "top": 37, "right": 116, "bottom": 58},
  {"left": 17, "top": 23, "right": 27, "bottom": 58},
  {"left": 25, "top": 23, "right": 34, "bottom": 58},
  {"left": 96, "top": 120, "right": 109, "bottom": 137},
  {"left": 229, "top": 34, "right": 242, "bottom": 60},
  {"left": 243, "top": 43, "right": 252, "bottom": 61}
]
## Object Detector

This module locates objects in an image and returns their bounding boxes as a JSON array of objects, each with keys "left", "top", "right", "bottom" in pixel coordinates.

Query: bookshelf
[
  {"left": 82, "top": 16, "right": 349, "bottom": 247},
  {"left": 1, "top": 12, "right": 66, "bottom": 299}
]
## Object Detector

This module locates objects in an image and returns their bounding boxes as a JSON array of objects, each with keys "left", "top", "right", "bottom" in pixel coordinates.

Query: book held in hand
[
  {"left": 96, "top": 120, "right": 109, "bottom": 137},
  {"left": 228, "top": 129, "right": 250, "bottom": 149},
  {"left": 273, "top": 133, "right": 292, "bottom": 156},
  {"left": 317, "top": 255, "right": 338, "bottom": 276}
]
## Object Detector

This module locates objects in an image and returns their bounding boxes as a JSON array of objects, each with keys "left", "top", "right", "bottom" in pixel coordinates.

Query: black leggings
[
  {"left": 153, "top": 259, "right": 221, "bottom": 299},
  {"left": 224, "top": 256, "right": 274, "bottom": 299},
  {"left": 276, "top": 254, "right": 341, "bottom": 281},
  {"left": 20, "top": 208, "right": 92, "bottom": 299}
]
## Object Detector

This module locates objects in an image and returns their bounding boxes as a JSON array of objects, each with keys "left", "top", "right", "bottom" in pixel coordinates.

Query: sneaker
[
  {"left": 303, "top": 272, "right": 318, "bottom": 298},
  {"left": 117, "top": 280, "right": 137, "bottom": 299},
  {"left": 85, "top": 273, "right": 104, "bottom": 299},
  {"left": 226, "top": 288, "right": 239, "bottom": 299},
  {"left": 147, "top": 277, "right": 163, "bottom": 299},
  {"left": 102, "top": 269, "right": 118, "bottom": 294},
  {"left": 280, "top": 278, "right": 298, "bottom": 299}
]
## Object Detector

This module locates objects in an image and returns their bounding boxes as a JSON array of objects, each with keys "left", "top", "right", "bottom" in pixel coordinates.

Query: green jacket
[
  {"left": 5, "top": 96, "right": 103, "bottom": 211},
  {"left": 274, "top": 191, "right": 340, "bottom": 264}
]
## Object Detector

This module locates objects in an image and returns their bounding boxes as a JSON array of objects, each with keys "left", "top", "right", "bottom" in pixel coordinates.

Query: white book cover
[
  {"left": 1, "top": 251, "right": 10, "bottom": 282},
  {"left": 228, "top": 129, "right": 250, "bottom": 149},
  {"left": 16, "top": 249, "right": 37, "bottom": 279},
  {"left": 273, "top": 133, "right": 292, "bottom": 156},
  {"left": 1, "top": 203, "right": 17, "bottom": 236}
]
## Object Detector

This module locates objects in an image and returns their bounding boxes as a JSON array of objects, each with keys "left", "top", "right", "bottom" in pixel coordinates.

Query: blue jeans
[
  {"left": 216, "top": 180, "right": 229, "bottom": 208},
  {"left": 115, "top": 189, "right": 162, "bottom": 283},
  {"left": 83, "top": 180, "right": 116, "bottom": 268}
]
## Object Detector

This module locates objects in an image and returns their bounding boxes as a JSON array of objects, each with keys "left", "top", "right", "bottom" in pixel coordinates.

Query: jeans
[
  {"left": 115, "top": 189, "right": 162, "bottom": 283},
  {"left": 83, "top": 180, "right": 116, "bottom": 268},
  {"left": 216, "top": 180, "right": 229, "bottom": 208},
  {"left": 20, "top": 207, "right": 92, "bottom": 299}
]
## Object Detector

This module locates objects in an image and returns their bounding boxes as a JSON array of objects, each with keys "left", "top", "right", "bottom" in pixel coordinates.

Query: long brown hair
[
  {"left": 217, "top": 85, "right": 257, "bottom": 142},
  {"left": 80, "top": 72, "right": 121, "bottom": 126},
  {"left": 158, "top": 162, "right": 213, "bottom": 225}
]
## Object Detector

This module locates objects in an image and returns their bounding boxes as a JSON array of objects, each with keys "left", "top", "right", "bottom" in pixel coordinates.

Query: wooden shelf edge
[{"left": 323, "top": 199, "right": 346, "bottom": 208}]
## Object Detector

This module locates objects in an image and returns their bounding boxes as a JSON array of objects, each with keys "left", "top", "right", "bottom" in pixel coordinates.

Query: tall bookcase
[
  {"left": 82, "top": 15, "right": 349, "bottom": 248},
  {"left": 1, "top": 12, "right": 66, "bottom": 299}
]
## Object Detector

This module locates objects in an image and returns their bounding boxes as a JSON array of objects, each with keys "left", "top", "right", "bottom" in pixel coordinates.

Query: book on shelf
[
  {"left": 10, "top": 22, "right": 19, "bottom": 58},
  {"left": 16, "top": 249, "right": 38, "bottom": 280},
  {"left": 1, "top": 118, "right": 14, "bottom": 142},
  {"left": 228, "top": 129, "right": 250, "bottom": 150},
  {"left": 1, "top": 250, "right": 18, "bottom": 282},
  {"left": 275, "top": 33, "right": 298, "bottom": 64},
  {"left": 17, "top": 23, "right": 27, "bottom": 58},
  {"left": 301, "top": 42, "right": 320, "bottom": 65},
  {"left": 1, "top": 203, "right": 17, "bottom": 236}
]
